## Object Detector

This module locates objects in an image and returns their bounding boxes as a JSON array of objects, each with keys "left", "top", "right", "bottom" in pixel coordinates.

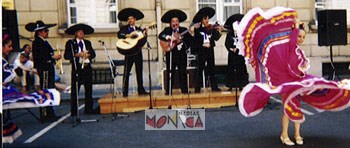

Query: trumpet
[
  {"left": 81, "top": 50, "right": 88, "bottom": 69},
  {"left": 55, "top": 45, "right": 64, "bottom": 74}
]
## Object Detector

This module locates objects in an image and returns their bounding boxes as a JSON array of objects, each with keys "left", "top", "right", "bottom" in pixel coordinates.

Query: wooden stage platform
[{"left": 98, "top": 89, "right": 240, "bottom": 114}]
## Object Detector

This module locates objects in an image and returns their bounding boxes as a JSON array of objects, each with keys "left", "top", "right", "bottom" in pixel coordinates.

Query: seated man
[{"left": 14, "top": 53, "right": 40, "bottom": 92}]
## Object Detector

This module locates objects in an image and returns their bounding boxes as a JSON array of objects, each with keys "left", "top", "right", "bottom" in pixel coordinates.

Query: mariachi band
[{"left": 22, "top": 7, "right": 248, "bottom": 121}]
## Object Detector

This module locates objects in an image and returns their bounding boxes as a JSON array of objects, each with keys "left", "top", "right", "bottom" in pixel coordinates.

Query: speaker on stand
[
  {"left": 317, "top": 10, "right": 347, "bottom": 80},
  {"left": 2, "top": 8, "right": 20, "bottom": 52}
]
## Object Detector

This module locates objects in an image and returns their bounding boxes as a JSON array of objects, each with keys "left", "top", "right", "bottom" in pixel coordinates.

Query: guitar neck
[
  {"left": 178, "top": 23, "right": 199, "bottom": 37},
  {"left": 179, "top": 30, "right": 190, "bottom": 36}
]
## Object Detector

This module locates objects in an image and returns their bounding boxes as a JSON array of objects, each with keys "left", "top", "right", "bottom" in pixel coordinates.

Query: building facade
[{"left": 8, "top": 0, "right": 350, "bottom": 85}]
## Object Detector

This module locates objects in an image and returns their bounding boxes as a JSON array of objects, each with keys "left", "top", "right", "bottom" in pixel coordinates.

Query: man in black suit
[
  {"left": 224, "top": 14, "right": 249, "bottom": 91},
  {"left": 191, "top": 7, "right": 222, "bottom": 93},
  {"left": 158, "top": 9, "right": 193, "bottom": 95},
  {"left": 26, "top": 20, "right": 61, "bottom": 122},
  {"left": 117, "top": 8, "right": 149, "bottom": 97},
  {"left": 64, "top": 24, "right": 96, "bottom": 115}
]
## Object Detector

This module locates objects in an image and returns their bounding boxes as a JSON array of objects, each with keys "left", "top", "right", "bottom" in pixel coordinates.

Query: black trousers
[
  {"left": 165, "top": 51, "right": 188, "bottom": 94},
  {"left": 70, "top": 64, "right": 93, "bottom": 116},
  {"left": 122, "top": 52, "right": 145, "bottom": 96},
  {"left": 38, "top": 66, "right": 56, "bottom": 117},
  {"left": 195, "top": 47, "right": 219, "bottom": 91},
  {"left": 226, "top": 53, "right": 249, "bottom": 88}
]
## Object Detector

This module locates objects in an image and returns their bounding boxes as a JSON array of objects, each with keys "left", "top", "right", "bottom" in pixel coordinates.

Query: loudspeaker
[
  {"left": 2, "top": 9, "right": 20, "bottom": 52},
  {"left": 317, "top": 10, "right": 347, "bottom": 46}
]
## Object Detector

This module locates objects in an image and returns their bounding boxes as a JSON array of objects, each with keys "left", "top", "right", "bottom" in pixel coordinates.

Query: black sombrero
[
  {"left": 224, "top": 14, "right": 244, "bottom": 31},
  {"left": 25, "top": 20, "right": 56, "bottom": 32},
  {"left": 161, "top": 9, "right": 187, "bottom": 23},
  {"left": 65, "top": 23, "right": 94, "bottom": 35},
  {"left": 118, "top": 8, "right": 144, "bottom": 21},
  {"left": 192, "top": 7, "right": 215, "bottom": 23}
]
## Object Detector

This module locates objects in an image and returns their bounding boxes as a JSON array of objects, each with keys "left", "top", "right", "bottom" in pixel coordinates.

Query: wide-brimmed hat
[
  {"left": 118, "top": 8, "right": 144, "bottom": 21},
  {"left": 224, "top": 14, "right": 244, "bottom": 31},
  {"left": 192, "top": 7, "right": 215, "bottom": 23},
  {"left": 65, "top": 23, "right": 94, "bottom": 35},
  {"left": 161, "top": 9, "right": 187, "bottom": 23},
  {"left": 25, "top": 20, "right": 56, "bottom": 32}
]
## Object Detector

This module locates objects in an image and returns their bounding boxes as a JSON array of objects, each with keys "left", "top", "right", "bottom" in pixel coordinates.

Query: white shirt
[{"left": 76, "top": 39, "right": 90, "bottom": 64}]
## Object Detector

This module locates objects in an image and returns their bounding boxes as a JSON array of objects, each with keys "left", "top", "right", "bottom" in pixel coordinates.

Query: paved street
[{"left": 3, "top": 97, "right": 350, "bottom": 148}]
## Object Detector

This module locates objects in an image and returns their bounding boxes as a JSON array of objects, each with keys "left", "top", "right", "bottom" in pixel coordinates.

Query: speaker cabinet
[
  {"left": 317, "top": 10, "right": 347, "bottom": 46},
  {"left": 2, "top": 9, "right": 20, "bottom": 52}
]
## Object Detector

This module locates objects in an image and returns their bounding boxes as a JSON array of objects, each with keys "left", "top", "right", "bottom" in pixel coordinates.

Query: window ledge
[{"left": 58, "top": 27, "right": 119, "bottom": 34}]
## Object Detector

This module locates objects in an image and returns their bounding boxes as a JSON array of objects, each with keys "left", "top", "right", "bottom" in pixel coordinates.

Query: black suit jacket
[
  {"left": 64, "top": 39, "right": 96, "bottom": 66},
  {"left": 225, "top": 31, "right": 239, "bottom": 55},
  {"left": 158, "top": 26, "right": 193, "bottom": 52},
  {"left": 32, "top": 36, "right": 55, "bottom": 70},
  {"left": 193, "top": 25, "right": 222, "bottom": 49}
]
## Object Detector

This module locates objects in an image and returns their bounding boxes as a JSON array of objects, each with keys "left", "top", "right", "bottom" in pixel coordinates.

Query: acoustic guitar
[
  {"left": 160, "top": 23, "right": 200, "bottom": 52},
  {"left": 116, "top": 23, "right": 157, "bottom": 55}
]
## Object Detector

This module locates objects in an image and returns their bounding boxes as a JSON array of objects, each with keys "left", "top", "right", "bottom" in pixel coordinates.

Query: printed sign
[{"left": 145, "top": 109, "right": 205, "bottom": 130}]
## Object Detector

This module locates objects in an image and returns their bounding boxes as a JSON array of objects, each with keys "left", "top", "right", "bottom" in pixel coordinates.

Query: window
[
  {"left": 315, "top": 0, "right": 350, "bottom": 25},
  {"left": 68, "top": 0, "right": 77, "bottom": 24},
  {"left": 109, "top": 0, "right": 117, "bottom": 24},
  {"left": 197, "top": 0, "right": 242, "bottom": 24},
  {"left": 67, "top": 0, "right": 118, "bottom": 28}
]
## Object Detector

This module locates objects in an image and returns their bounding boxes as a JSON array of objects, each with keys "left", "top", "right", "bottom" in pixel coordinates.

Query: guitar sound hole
[
  {"left": 131, "top": 35, "right": 138, "bottom": 39},
  {"left": 122, "top": 41, "right": 130, "bottom": 44}
]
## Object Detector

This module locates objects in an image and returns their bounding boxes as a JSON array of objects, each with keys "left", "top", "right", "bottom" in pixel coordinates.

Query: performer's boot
[{"left": 40, "top": 107, "right": 59, "bottom": 122}]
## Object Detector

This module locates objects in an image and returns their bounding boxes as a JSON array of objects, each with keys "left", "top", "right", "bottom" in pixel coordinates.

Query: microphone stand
[
  {"left": 100, "top": 40, "right": 128, "bottom": 120},
  {"left": 167, "top": 31, "right": 175, "bottom": 109},
  {"left": 69, "top": 39, "right": 98, "bottom": 127},
  {"left": 146, "top": 41, "right": 153, "bottom": 109}
]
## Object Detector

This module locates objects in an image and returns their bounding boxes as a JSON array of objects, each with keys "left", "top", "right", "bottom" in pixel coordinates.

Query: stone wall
[{"left": 14, "top": 0, "right": 350, "bottom": 85}]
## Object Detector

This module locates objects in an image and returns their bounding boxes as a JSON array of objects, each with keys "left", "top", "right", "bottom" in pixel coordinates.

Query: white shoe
[
  {"left": 295, "top": 136, "right": 303, "bottom": 145},
  {"left": 280, "top": 135, "right": 295, "bottom": 146}
]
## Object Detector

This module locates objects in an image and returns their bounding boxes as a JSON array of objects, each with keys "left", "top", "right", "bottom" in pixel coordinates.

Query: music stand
[
  {"left": 100, "top": 40, "right": 129, "bottom": 121},
  {"left": 68, "top": 40, "right": 98, "bottom": 127}
]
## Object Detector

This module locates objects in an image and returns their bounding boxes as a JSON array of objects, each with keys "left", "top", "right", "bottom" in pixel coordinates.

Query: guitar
[
  {"left": 116, "top": 23, "right": 157, "bottom": 55},
  {"left": 160, "top": 23, "right": 200, "bottom": 52}
]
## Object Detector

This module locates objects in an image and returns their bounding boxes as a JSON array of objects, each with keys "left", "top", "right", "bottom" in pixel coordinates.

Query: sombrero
[
  {"left": 192, "top": 7, "right": 215, "bottom": 23},
  {"left": 161, "top": 9, "right": 187, "bottom": 23},
  {"left": 224, "top": 14, "right": 244, "bottom": 31},
  {"left": 117, "top": 8, "right": 144, "bottom": 21},
  {"left": 25, "top": 20, "right": 56, "bottom": 32},
  {"left": 65, "top": 23, "right": 94, "bottom": 35}
]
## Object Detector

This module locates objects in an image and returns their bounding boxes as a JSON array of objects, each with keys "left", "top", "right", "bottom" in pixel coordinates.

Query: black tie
[{"left": 78, "top": 40, "right": 84, "bottom": 51}]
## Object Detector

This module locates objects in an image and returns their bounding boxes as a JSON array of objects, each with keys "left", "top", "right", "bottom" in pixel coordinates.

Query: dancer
[{"left": 237, "top": 7, "right": 350, "bottom": 146}]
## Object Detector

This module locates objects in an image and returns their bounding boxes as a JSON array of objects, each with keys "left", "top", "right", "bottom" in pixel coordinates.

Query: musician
[
  {"left": 25, "top": 20, "right": 61, "bottom": 122},
  {"left": 190, "top": 7, "right": 222, "bottom": 93},
  {"left": 224, "top": 14, "right": 249, "bottom": 91},
  {"left": 64, "top": 24, "right": 96, "bottom": 115},
  {"left": 117, "top": 8, "right": 149, "bottom": 97},
  {"left": 159, "top": 9, "right": 193, "bottom": 95}
]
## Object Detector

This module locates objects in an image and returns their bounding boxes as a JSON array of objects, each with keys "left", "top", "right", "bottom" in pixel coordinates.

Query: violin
[{"left": 204, "top": 22, "right": 223, "bottom": 31}]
